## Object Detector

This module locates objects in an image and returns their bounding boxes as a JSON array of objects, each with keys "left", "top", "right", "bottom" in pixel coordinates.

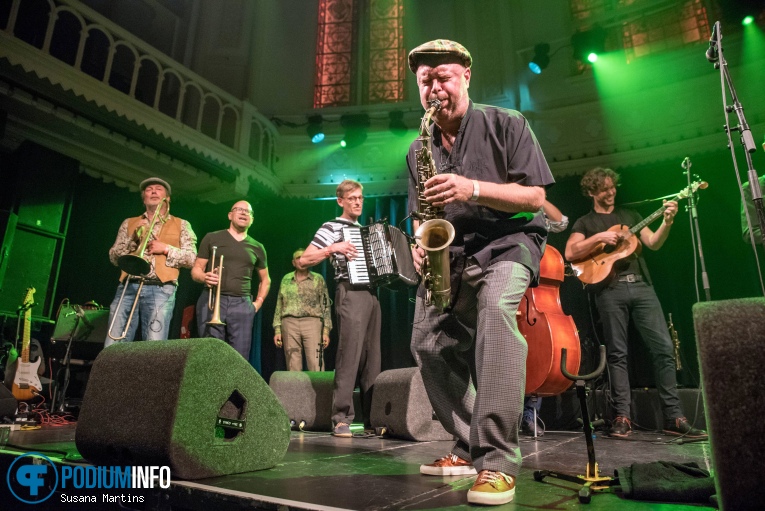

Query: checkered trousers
[{"left": 411, "top": 260, "right": 530, "bottom": 476}]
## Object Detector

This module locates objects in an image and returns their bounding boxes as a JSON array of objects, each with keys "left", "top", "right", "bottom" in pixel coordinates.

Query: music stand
[
  {"left": 50, "top": 312, "right": 80, "bottom": 412},
  {"left": 50, "top": 305, "right": 107, "bottom": 412}
]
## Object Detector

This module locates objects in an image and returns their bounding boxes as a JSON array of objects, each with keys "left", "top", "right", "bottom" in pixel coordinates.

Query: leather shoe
[{"left": 663, "top": 417, "right": 707, "bottom": 439}]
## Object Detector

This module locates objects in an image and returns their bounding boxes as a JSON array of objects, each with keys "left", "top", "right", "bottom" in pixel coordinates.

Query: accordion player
[{"left": 342, "top": 221, "right": 418, "bottom": 288}]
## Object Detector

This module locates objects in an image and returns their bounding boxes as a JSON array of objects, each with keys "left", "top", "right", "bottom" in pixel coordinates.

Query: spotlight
[
  {"left": 528, "top": 43, "right": 550, "bottom": 74},
  {"left": 742, "top": 15, "right": 754, "bottom": 26},
  {"left": 571, "top": 25, "right": 606, "bottom": 65},
  {"left": 307, "top": 115, "right": 324, "bottom": 144},
  {"left": 340, "top": 114, "right": 370, "bottom": 149},
  {"left": 388, "top": 111, "right": 408, "bottom": 136}
]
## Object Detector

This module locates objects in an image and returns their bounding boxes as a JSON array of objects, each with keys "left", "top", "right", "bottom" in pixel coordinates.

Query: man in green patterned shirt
[{"left": 273, "top": 249, "right": 332, "bottom": 371}]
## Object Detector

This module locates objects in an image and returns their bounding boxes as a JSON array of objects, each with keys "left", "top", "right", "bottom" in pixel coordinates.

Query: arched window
[
  {"left": 314, "top": 0, "right": 405, "bottom": 108},
  {"left": 570, "top": 0, "right": 711, "bottom": 63}
]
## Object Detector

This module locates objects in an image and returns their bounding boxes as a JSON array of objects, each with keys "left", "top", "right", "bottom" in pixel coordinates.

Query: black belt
[
  {"left": 127, "top": 278, "right": 170, "bottom": 286},
  {"left": 617, "top": 274, "right": 643, "bottom": 283}
]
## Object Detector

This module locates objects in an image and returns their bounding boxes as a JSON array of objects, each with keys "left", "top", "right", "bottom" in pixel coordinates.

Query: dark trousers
[
  {"left": 332, "top": 282, "right": 381, "bottom": 427},
  {"left": 196, "top": 291, "right": 255, "bottom": 359},
  {"left": 595, "top": 281, "right": 682, "bottom": 421}
]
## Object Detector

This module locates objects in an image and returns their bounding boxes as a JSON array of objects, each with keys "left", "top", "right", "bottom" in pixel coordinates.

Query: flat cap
[
  {"left": 139, "top": 177, "right": 171, "bottom": 196},
  {"left": 408, "top": 39, "right": 472, "bottom": 73}
]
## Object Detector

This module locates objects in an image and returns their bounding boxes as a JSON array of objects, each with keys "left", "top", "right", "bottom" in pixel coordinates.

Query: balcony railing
[{"left": 0, "top": 0, "right": 277, "bottom": 174}]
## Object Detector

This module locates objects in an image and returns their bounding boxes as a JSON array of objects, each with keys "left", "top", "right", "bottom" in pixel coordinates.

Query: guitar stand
[{"left": 533, "top": 346, "right": 619, "bottom": 504}]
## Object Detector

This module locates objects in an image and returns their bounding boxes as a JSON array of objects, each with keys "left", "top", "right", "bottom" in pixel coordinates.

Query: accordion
[{"left": 342, "top": 222, "right": 419, "bottom": 288}]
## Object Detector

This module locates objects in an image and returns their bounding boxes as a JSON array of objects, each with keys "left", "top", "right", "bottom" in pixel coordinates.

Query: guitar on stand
[
  {"left": 10, "top": 287, "right": 42, "bottom": 401},
  {"left": 569, "top": 181, "right": 708, "bottom": 288}
]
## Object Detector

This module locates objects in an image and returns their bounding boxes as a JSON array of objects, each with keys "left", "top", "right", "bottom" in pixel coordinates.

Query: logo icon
[{"left": 6, "top": 452, "right": 59, "bottom": 504}]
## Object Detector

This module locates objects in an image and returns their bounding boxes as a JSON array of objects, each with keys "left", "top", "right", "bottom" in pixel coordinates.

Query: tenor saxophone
[{"left": 414, "top": 99, "right": 455, "bottom": 311}]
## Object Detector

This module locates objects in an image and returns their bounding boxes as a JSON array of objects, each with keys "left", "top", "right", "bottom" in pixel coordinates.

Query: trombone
[
  {"left": 207, "top": 246, "right": 225, "bottom": 326},
  {"left": 108, "top": 198, "right": 168, "bottom": 340}
]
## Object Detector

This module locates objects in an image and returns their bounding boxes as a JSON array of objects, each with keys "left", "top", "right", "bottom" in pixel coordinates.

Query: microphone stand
[
  {"left": 318, "top": 290, "right": 327, "bottom": 371},
  {"left": 709, "top": 21, "right": 765, "bottom": 295},
  {"left": 682, "top": 158, "right": 711, "bottom": 301}
]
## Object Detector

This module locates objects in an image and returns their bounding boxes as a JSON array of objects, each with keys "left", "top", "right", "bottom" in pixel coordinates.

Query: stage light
[
  {"left": 389, "top": 111, "right": 408, "bottom": 136},
  {"left": 307, "top": 115, "right": 324, "bottom": 144},
  {"left": 528, "top": 43, "right": 551, "bottom": 74},
  {"left": 340, "top": 114, "right": 369, "bottom": 149},
  {"left": 571, "top": 25, "right": 606, "bottom": 65},
  {"left": 742, "top": 15, "right": 754, "bottom": 25}
]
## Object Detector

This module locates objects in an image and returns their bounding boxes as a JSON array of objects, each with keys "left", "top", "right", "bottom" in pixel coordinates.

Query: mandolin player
[{"left": 564, "top": 167, "right": 706, "bottom": 440}]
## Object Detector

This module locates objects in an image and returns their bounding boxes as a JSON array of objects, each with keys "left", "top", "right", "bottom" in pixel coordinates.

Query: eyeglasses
[
  {"left": 231, "top": 207, "right": 254, "bottom": 216},
  {"left": 343, "top": 196, "right": 364, "bottom": 203}
]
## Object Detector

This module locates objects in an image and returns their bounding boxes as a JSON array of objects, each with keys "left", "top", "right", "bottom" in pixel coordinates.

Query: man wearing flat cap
[
  {"left": 407, "top": 39, "right": 554, "bottom": 505},
  {"left": 105, "top": 177, "right": 197, "bottom": 346}
]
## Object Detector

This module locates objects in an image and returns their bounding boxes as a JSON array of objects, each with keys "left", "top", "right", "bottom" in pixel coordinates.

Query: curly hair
[
  {"left": 580, "top": 167, "right": 620, "bottom": 196},
  {"left": 336, "top": 179, "right": 363, "bottom": 199}
]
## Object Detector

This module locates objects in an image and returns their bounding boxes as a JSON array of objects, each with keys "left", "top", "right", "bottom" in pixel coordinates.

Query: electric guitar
[
  {"left": 570, "top": 181, "right": 708, "bottom": 287},
  {"left": 11, "top": 287, "right": 42, "bottom": 401}
]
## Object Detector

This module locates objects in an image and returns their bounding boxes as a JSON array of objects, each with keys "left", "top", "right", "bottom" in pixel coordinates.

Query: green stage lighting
[
  {"left": 742, "top": 15, "right": 754, "bottom": 25},
  {"left": 340, "top": 114, "right": 369, "bottom": 149},
  {"left": 587, "top": 52, "right": 599, "bottom": 63},
  {"left": 571, "top": 25, "right": 606, "bottom": 65}
]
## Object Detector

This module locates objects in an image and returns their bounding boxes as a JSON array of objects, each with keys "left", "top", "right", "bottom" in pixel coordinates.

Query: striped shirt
[{"left": 310, "top": 218, "right": 361, "bottom": 281}]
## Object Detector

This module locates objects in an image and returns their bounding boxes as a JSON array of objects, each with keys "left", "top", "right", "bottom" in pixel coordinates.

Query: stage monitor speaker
[
  {"left": 370, "top": 367, "right": 453, "bottom": 441},
  {"left": 269, "top": 371, "right": 334, "bottom": 431},
  {"left": 75, "top": 338, "right": 290, "bottom": 479},
  {"left": 693, "top": 297, "right": 765, "bottom": 511},
  {"left": 0, "top": 384, "right": 17, "bottom": 419}
]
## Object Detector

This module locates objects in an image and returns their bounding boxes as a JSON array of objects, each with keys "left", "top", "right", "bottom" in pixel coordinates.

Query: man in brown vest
[{"left": 105, "top": 177, "right": 197, "bottom": 347}]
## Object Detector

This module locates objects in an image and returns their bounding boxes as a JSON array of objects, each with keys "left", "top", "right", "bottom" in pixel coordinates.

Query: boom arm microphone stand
[
  {"left": 681, "top": 157, "right": 712, "bottom": 301},
  {"left": 708, "top": 21, "right": 765, "bottom": 295}
]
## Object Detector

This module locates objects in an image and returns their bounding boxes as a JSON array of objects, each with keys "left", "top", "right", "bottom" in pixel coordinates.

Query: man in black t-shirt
[
  {"left": 565, "top": 167, "right": 706, "bottom": 440},
  {"left": 406, "top": 39, "right": 553, "bottom": 506},
  {"left": 191, "top": 201, "right": 270, "bottom": 359}
]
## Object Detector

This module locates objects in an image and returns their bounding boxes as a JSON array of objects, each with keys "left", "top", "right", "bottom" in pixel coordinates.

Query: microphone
[
  {"left": 73, "top": 305, "right": 93, "bottom": 330},
  {"left": 681, "top": 157, "right": 691, "bottom": 170},
  {"left": 706, "top": 22, "right": 719, "bottom": 63}
]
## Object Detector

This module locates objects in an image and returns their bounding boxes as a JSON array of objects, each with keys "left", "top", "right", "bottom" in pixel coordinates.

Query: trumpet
[
  {"left": 207, "top": 247, "right": 225, "bottom": 326},
  {"left": 108, "top": 198, "right": 168, "bottom": 341}
]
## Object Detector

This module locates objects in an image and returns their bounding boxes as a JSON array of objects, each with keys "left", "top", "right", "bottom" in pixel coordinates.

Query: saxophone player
[{"left": 406, "top": 40, "right": 554, "bottom": 506}]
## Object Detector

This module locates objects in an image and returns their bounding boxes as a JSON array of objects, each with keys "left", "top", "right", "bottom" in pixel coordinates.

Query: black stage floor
[{"left": 0, "top": 422, "right": 716, "bottom": 511}]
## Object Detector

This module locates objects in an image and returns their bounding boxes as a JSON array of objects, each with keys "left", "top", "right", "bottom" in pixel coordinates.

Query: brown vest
[{"left": 120, "top": 215, "right": 183, "bottom": 283}]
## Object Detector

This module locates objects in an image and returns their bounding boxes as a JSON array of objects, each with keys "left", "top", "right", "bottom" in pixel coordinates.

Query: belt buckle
[{"left": 625, "top": 274, "right": 637, "bottom": 283}]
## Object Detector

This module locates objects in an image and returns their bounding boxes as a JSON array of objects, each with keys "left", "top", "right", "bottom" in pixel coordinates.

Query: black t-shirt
[
  {"left": 570, "top": 207, "right": 651, "bottom": 282},
  {"left": 406, "top": 101, "right": 555, "bottom": 284},
  {"left": 198, "top": 230, "right": 267, "bottom": 296}
]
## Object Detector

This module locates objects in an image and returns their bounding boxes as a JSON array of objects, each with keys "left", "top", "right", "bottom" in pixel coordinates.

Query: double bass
[{"left": 519, "top": 245, "right": 581, "bottom": 396}]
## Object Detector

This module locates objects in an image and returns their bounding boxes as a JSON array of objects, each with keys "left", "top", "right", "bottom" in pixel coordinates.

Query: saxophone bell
[{"left": 415, "top": 218, "right": 455, "bottom": 311}]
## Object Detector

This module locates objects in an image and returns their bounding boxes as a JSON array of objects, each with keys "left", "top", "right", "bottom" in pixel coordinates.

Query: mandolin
[
  {"left": 11, "top": 287, "right": 42, "bottom": 401},
  {"left": 570, "top": 181, "right": 707, "bottom": 287}
]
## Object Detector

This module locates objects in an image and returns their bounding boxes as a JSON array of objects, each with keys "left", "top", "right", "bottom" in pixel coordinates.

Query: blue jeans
[
  {"left": 595, "top": 281, "right": 682, "bottom": 421},
  {"left": 104, "top": 280, "right": 177, "bottom": 347}
]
